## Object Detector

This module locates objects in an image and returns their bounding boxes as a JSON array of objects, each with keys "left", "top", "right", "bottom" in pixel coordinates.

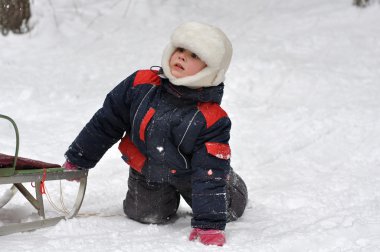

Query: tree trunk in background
[
  {"left": 0, "top": 0, "right": 31, "bottom": 35},
  {"left": 353, "top": 0, "right": 371, "bottom": 7}
]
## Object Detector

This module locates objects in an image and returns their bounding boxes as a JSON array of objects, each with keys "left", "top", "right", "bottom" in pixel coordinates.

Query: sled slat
[
  {"left": 0, "top": 217, "right": 64, "bottom": 236},
  {"left": 0, "top": 169, "right": 87, "bottom": 184}
]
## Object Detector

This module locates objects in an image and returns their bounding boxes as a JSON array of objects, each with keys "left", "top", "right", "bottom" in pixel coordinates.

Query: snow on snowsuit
[{"left": 65, "top": 69, "right": 247, "bottom": 230}]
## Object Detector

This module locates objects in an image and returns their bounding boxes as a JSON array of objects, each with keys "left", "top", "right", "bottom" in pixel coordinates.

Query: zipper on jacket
[
  {"left": 131, "top": 86, "right": 156, "bottom": 143},
  {"left": 177, "top": 110, "right": 199, "bottom": 169}
]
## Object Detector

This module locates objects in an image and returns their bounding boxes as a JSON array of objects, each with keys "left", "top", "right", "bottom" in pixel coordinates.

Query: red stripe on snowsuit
[
  {"left": 197, "top": 102, "right": 228, "bottom": 129},
  {"left": 205, "top": 142, "right": 231, "bottom": 160},
  {"left": 139, "top": 107, "right": 156, "bottom": 142},
  {"left": 118, "top": 135, "right": 146, "bottom": 173},
  {"left": 133, "top": 70, "right": 161, "bottom": 87}
]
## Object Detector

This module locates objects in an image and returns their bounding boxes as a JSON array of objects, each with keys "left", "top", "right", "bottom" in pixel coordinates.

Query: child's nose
[{"left": 178, "top": 54, "right": 185, "bottom": 61}]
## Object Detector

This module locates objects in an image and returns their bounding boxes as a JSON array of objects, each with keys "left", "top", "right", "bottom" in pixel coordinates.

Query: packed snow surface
[{"left": 1, "top": 0, "right": 380, "bottom": 251}]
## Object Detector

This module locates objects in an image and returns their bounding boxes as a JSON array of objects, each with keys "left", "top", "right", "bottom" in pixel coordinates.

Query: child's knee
[
  {"left": 227, "top": 171, "right": 248, "bottom": 222},
  {"left": 123, "top": 176, "right": 181, "bottom": 224},
  {"left": 123, "top": 198, "right": 178, "bottom": 224}
]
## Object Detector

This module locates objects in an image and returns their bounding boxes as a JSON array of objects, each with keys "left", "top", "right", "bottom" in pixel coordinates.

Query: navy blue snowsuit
[{"left": 65, "top": 69, "right": 247, "bottom": 230}]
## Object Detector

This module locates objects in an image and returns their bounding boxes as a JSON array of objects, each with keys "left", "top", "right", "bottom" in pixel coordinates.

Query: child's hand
[
  {"left": 189, "top": 228, "right": 226, "bottom": 246},
  {"left": 63, "top": 160, "right": 78, "bottom": 171},
  {"left": 62, "top": 160, "right": 80, "bottom": 182}
]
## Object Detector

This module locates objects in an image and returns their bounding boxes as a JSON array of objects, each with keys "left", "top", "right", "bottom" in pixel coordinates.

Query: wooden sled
[{"left": 0, "top": 114, "right": 88, "bottom": 235}]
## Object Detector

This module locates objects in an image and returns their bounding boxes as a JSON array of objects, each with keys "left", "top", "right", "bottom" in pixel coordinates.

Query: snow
[{"left": 1, "top": 0, "right": 380, "bottom": 251}]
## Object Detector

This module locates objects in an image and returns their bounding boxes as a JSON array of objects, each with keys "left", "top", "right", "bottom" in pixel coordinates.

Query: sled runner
[{"left": 0, "top": 114, "right": 88, "bottom": 235}]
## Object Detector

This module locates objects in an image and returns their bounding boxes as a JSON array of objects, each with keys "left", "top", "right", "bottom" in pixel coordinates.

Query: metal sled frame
[{"left": 0, "top": 114, "right": 88, "bottom": 235}]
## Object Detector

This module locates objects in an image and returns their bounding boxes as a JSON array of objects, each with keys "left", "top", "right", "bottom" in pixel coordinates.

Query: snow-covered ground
[{"left": 1, "top": 0, "right": 380, "bottom": 251}]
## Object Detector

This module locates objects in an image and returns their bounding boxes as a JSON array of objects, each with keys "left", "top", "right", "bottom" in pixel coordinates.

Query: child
[{"left": 64, "top": 22, "right": 248, "bottom": 246}]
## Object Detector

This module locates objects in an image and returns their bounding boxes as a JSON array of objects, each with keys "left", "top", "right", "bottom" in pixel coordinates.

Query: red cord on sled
[
  {"left": 40, "top": 168, "right": 47, "bottom": 194},
  {"left": 32, "top": 168, "right": 47, "bottom": 194}
]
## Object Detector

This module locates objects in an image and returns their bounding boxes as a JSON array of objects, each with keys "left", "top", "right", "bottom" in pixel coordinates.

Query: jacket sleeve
[
  {"left": 190, "top": 112, "right": 232, "bottom": 230},
  {"left": 65, "top": 74, "right": 135, "bottom": 168}
]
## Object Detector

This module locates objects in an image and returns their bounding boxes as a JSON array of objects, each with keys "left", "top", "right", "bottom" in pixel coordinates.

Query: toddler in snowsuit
[{"left": 64, "top": 22, "right": 248, "bottom": 246}]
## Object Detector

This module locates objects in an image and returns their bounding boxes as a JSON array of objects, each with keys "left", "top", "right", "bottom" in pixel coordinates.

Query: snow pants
[{"left": 123, "top": 168, "right": 248, "bottom": 225}]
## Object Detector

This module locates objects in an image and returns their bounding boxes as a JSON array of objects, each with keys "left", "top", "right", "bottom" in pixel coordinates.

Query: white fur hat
[{"left": 161, "top": 22, "right": 233, "bottom": 88}]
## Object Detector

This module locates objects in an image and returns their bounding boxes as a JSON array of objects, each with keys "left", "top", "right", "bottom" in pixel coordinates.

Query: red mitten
[
  {"left": 62, "top": 160, "right": 78, "bottom": 171},
  {"left": 62, "top": 160, "right": 79, "bottom": 182},
  {"left": 189, "top": 228, "right": 226, "bottom": 246}
]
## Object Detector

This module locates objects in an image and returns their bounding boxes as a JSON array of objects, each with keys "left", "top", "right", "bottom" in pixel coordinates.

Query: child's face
[{"left": 169, "top": 48, "right": 207, "bottom": 79}]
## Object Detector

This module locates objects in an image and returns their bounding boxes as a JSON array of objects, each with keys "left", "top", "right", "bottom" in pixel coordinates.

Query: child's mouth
[{"left": 174, "top": 63, "right": 184, "bottom": 70}]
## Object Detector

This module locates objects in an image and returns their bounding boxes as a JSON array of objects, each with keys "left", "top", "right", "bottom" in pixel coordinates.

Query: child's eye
[{"left": 191, "top": 53, "right": 199, "bottom": 59}]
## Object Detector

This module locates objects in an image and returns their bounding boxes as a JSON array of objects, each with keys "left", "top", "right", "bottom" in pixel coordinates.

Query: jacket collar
[{"left": 161, "top": 78, "right": 224, "bottom": 104}]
